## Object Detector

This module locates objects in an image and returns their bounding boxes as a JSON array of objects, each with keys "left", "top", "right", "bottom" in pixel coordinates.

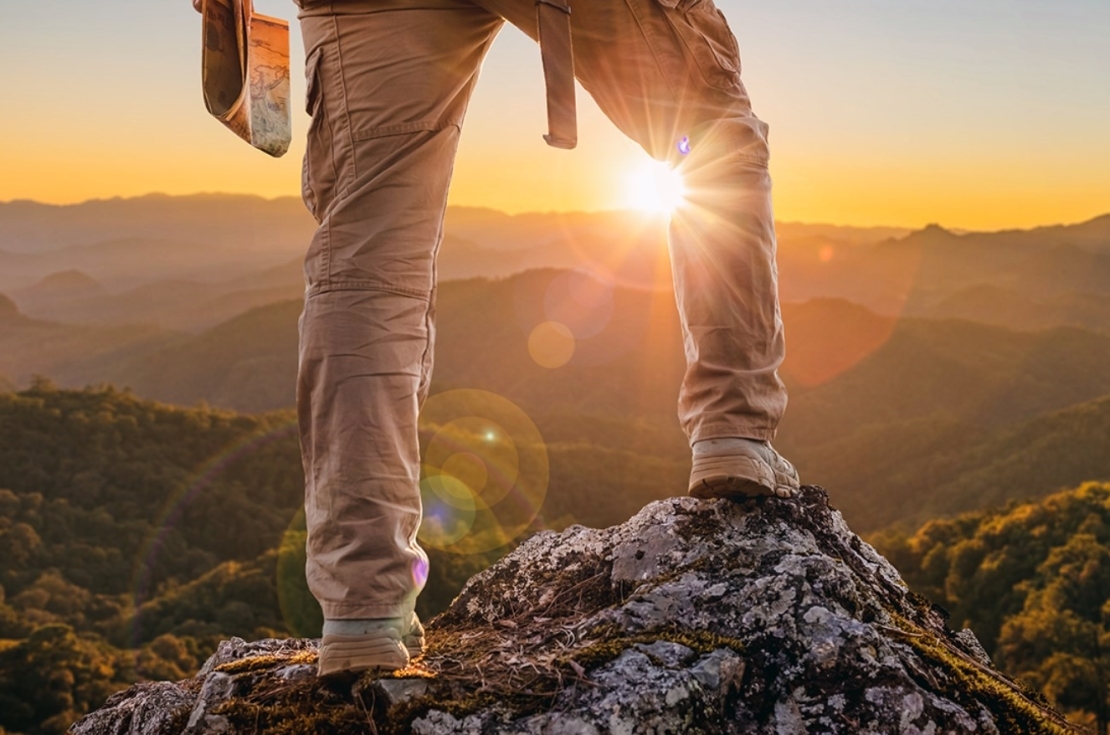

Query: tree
[
  {"left": 997, "top": 534, "right": 1110, "bottom": 734},
  {"left": 0, "top": 624, "right": 127, "bottom": 735}
]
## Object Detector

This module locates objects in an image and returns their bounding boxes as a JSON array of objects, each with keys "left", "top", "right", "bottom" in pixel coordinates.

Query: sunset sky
[{"left": 2, "top": 0, "right": 1108, "bottom": 229}]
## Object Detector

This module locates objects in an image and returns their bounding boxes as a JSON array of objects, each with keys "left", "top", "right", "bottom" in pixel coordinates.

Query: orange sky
[{"left": 2, "top": 0, "right": 1108, "bottom": 230}]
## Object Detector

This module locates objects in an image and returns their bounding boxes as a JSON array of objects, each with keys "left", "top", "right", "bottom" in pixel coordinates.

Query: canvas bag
[{"left": 201, "top": 0, "right": 292, "bottom": 157}]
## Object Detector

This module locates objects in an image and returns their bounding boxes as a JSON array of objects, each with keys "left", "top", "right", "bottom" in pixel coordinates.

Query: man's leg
[
  {"left": 294, "top": 0, "right": 502, "bottom": 671},
  {"left": 475, "top": 0, "right": 797, "bottom": 496}
]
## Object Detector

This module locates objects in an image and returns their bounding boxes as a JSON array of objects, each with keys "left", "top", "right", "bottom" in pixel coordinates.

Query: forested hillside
[
  {"left": 0, "top": 384, "right": 302, "bottom": 734},
  {"left": 2, "top": 385, "right": 1108, "bottom": 732},
  {"left": 872, "top": 483, "right": 1110, "bottom": 732},
  {"left": 21, "top": 268, "right": 1109, "bottom": 532},
  {"left": 0, "top": 384, "right": 690, "bottom": 734},
  {"left": 8, "top": 268, "right": 1110, "bottom": 535}
]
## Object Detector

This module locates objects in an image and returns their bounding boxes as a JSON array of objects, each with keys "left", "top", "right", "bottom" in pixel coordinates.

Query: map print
[{"left": 201, "top": 0, "right": 291, "bottom": 158}]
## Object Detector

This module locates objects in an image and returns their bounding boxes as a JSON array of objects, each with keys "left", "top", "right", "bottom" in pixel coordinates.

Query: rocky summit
[{"left": 71, "top": 487, "right": 1080, "bottom": 734}]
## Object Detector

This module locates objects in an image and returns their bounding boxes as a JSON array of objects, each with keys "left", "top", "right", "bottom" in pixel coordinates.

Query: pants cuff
[
  {"left": 320, "top": 600, "right": 415, "bottom": 620},
  {"left": 690, "top": 423, "right": 777, "bottom": 446}
]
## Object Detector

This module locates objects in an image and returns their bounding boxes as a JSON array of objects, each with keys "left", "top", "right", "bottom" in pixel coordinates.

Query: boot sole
[
  {"left": 688, "top": 453, "right": 778, "bottom": 499},
  {"left": 317, "top": 636, "right": 408, "bottom": 678},
  {"left": 689, "top": 474, "right": 777, "bottom": 500},
  {"left": 688, "top": 452, "right": 798, "bottom": 500}
]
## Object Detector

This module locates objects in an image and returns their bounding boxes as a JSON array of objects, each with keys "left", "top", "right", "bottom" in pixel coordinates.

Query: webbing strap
[{"left": 536, "top": 0, "right": 577, "bottom": 149}]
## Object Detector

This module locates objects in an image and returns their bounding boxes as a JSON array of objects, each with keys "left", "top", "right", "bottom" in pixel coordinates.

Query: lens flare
[
  {"left": 418, "top": 474, "right": 478, "bottom": 548},
  {"left": 276, "top": 508, "right": 323, "bottom": 638},
  {"left": 439, "top": 452, "right": 489, "bottom": 505},
  {"left": 544, "top": 268, "right": 615, "bottom": 340},
  {"left": 412, "top": 556, "right": 430, "bottom": 588},
  {"left": 529, "top": 321, "right": 576, "bottom": 368},
  {"left": 130, "top": 419, "right": 299, "bottom": 648},
  {"left": 418, "top": 390, "right": 549, "bottom": 554}
]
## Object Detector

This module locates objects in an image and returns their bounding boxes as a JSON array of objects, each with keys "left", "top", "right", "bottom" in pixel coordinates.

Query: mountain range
[{"left": 2, "top": 195, "right": 1110, "bottom": 533}]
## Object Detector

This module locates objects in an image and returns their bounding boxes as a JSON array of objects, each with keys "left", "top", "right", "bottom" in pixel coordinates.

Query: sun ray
[{"left": 624, "top": 158, "right": 687, "bottom": 215}]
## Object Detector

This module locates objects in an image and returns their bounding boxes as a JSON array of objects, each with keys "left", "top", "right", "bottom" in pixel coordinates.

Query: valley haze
[{"left": 2, "top": 193, "right": 1110, "bottom": 534}]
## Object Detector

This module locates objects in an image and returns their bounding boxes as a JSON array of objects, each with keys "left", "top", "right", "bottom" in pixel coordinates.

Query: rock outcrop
[{"left": 71, "top": 487, "right": 1081, "bottom": 734}]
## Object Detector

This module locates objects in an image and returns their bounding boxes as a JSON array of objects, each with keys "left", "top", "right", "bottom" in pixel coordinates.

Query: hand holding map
[{"left": 200, "top": 0, "right": 292, "bottom": 157}]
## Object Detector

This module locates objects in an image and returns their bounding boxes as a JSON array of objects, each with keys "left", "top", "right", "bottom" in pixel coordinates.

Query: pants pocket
[
  {"left": 302, "top": 46, "right": 325, "bottom": 221},
  {"left": 655, "top": 0, "right": 742, "bottom": 92}
]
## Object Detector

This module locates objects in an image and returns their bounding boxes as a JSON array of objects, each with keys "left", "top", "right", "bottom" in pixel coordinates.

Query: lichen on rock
[{"left": 69, "top": 487, "right": 1082, "bottom": 735}]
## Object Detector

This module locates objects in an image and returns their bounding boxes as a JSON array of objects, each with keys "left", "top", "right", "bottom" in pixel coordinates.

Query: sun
[{"left": 623, "top": 158, "right": 687, "bottom": 215}]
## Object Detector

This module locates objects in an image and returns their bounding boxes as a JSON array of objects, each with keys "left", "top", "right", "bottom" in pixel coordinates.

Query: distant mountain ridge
[
  {"left": 0, "top": 194, "right": 313, "bottom": 254},
  {"left": 4, "top": 194, "right": 1109, "bottom": 336},
  {"left": 7, "top": 267, "right": 1110, "bottom": 533},
  {"left": 0, "top": 297, "right": 182, "bottom": 390},
  {"left": 4, "top": 195, "right": 1110, "bottom": 535}
]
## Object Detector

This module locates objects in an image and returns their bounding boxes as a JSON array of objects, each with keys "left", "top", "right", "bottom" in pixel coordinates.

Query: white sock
[
  {"left": 692, "top": 437, "right": 765, "bottom": 456},
  {"left": 322, "top": 618, "right": 402, "bottom": 637}
]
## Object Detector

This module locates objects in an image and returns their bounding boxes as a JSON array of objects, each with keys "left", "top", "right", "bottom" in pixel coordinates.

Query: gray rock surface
[
  {"left": 69, "top": 682, "right": 197, "bottom": 735},
  {"left": 69, "top": 487, "right": 1080, "bottom": 735}
]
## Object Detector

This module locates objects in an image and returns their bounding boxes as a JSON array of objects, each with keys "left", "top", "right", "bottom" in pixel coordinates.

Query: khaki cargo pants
[{"left": 294, "top": 0, "right": 787, "bottom": 619}]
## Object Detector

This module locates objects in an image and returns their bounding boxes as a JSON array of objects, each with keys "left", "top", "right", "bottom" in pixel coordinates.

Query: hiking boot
[
  {"left": 403, "top": 612, "right": 426, "bottom": 659},
  {"left": 688, "top": 438, "right": 799, "bottom": 500},
  {"left": 317, "top": 612, "right": 425, "bottom": 678}
]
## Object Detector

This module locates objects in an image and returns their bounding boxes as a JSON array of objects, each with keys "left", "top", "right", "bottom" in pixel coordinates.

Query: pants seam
[
  {"left": 351, "top": 120, "right": 460, "bottom": 142},
  {"left": 417, "top": 175, "right": 452, "bottom": 402},
  {"left": 622, "top": 0, "right": 683, "bottom": 112},
  {"left": 307, "top": 282, "right": 430, "bottom": 300},
  {"left": 308, "top": 284, "right": 428, "bottom": 301},
  {"left": 692, "top": 423, "right": 777, "bottom": 444},
  {"left": 330, "top": 9, "right": 356, "bottom": 288},
  {"left": 733, "top": 153, "right": 769, "bottom": 169},
  {"left": 319, "top": 219, "right": 332, "bottom": 286},
  {"left": 321, "top": 601, "right": 414, "bottom": 619}
]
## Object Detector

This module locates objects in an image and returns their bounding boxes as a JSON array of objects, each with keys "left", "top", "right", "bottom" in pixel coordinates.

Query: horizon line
[{"left": 1, "top": 191, "right": 1108, "bottom": 235}]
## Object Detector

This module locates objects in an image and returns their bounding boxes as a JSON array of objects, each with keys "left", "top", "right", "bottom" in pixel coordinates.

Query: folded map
[{"left": 201, "top": 0, "right": 292, "bottom": 158}]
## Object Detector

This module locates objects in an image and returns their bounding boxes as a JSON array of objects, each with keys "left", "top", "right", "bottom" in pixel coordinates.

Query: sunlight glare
[{"left": 624, "top": 159, "right": 686, "bottom": 215}]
